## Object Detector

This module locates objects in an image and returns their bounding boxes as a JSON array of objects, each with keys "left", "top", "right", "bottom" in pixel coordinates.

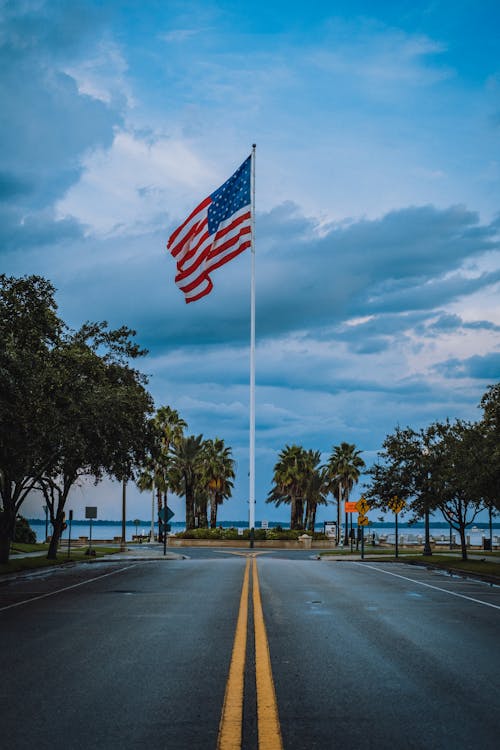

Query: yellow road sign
[
  {"left": 358, "top": 514, "right": 369, "bottom": 526},
  {"left": 356, "top": 497, "right": 370, "bottom": 514},
  {"left": 388, "top": 496, "right": 406, "bottom": 514}
]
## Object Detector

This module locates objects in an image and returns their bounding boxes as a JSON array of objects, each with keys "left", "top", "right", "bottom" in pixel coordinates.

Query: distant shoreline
[{"left": 27, "top": 518, "right": 500, "bottom": 530}]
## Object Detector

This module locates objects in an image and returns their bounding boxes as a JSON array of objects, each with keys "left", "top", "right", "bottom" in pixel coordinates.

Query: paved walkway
[
  {"left": 101, "top": 543, "right": 184, "bottom": 560},
  {"left": 8, "top": 543, "right": 184, "bottom": 561}
]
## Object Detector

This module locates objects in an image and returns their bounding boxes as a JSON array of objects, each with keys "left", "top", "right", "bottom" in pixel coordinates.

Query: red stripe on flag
[
  {"left": 167, "top": 196, "right": 211, "bottom": 252},
  {"left": 166, "top": 157, "right": 251, "bottom": 302}
]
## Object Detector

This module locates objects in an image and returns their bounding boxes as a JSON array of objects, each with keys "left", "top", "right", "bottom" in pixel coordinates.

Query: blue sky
[{"left": 2, "top": 0, "right": 499, "bottom": 523}]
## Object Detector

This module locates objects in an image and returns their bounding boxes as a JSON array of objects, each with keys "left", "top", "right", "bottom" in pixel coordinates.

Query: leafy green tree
[
  {"left": 0, "top": 275, "right": 63, "bottom": 563},
  {"left": 427, "top": 419, "right": 488, "bottom": 560},
  {"left": 367, "top": 419, "right": 490, "bottom": 560},
  {"left": 40, "top": 322, "right": 154, "bottom": 558},
  {"left": 479, "top": 383, "right": 500, "bottom": 513},
  {"left": 327, "top": 443, "right": 365, "bottom": 544}
]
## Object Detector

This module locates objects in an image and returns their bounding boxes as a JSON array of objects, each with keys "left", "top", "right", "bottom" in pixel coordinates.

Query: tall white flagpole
[{"left": 249, "top": 144, "right": 256, "bottom": 536}]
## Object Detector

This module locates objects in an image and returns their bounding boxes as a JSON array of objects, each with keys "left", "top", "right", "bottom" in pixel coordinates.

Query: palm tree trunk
[
  {"left": 210, "top": 494, "right": 217, "bottom": 528},
  {"left": 337, "top": 486, "right": 342, "bottom": 545},
  {"left": 344, "top": 485, "right": 349, "bottom": 545},
  {"left": 199, "top": 496, "right": 208, "bottom": 528},
  {"left": 296, "top": 497, "right": 305, "bottom": 529},
  {"left": 157, "top": 487, "right": 163, "bottom": 542},
  {"left": 185, "top": 485, "right": 195, "bottom": 530},
  {"left": 309, "top": 505, "right": 317, "bottom": 532}
]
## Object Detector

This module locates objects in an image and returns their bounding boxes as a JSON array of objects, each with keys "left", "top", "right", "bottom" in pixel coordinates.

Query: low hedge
[{"left": 173, "top": 527, "right": 328, "bottom": 541}]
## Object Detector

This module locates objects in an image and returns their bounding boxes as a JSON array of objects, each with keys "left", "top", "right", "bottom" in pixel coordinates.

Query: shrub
[
  {"left": 175, "top": 528, "right": 225, "bottom": 539},
  {"left": 14, "top": 516, "right": 36, "bottom": 544}
]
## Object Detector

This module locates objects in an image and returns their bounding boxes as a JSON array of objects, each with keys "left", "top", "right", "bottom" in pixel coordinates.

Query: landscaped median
[{"left": 168, "top": 527, "right": 335, "bottom": 549}]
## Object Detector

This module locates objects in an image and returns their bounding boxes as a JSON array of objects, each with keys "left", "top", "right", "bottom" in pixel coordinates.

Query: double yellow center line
[{"left": 217, "top": 557, "right": 283, "bottom": 750}]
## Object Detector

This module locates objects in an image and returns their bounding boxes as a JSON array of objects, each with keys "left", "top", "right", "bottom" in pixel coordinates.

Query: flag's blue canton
[{"left": 208, "top": 156, "right": 251, "bottom": 235}]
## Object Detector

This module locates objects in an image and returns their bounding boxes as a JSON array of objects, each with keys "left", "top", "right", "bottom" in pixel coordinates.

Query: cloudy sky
[{"left": 3, "top": 0, "right": 499, "bottom": 523}]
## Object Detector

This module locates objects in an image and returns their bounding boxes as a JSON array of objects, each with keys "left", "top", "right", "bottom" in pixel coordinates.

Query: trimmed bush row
[{"left": 174, "top": 527, "right": 328, "bottom": 541}]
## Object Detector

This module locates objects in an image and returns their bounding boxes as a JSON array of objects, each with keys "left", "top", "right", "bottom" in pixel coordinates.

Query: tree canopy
[{"left": 0, "top": 274, "right": 154, "bottom": 562}]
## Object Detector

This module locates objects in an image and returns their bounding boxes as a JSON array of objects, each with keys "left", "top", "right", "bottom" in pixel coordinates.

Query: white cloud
[
  {"left": 56, "top": 130, "right": 216, "bottom": 236},
  {"left": 64, "top": 39, "right": 133, "bottom": 106}
]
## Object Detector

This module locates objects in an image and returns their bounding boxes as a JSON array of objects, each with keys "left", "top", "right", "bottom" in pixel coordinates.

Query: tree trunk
[
  {"left": 344, "top": 486, "right": 349, "bottom": 545},
  {"left": 0, "top": 510, "right": 16, "bottom": 564},
  {"left": 47, "top": 509, "right": 66, "bottom": 559},
  {"left": 199, "top": 502, "right": 208, "bottom": 528},
  {"left": 185, "top": 485, "right": 195, "bottom": 530},
  {"left": 307, "top": 505, "right": 317, "bottom": 532},
  {"left": 459, "top": 525, "right": 468, "bottom": 561},
  {"left": 294, "top": 497, "right": 305, "bottom": 529},
  {"left": 290, "top": 497, "right": 297, "bottom": 529},
  {"left": 337, "top": 486, "right": 342, "bottom": 544},
  {"left": 304, "top": 502, "right": 311, "bottom": 531},
  {"left": 47, "top": 497, "right": 66, "bottom": 560},
  {"left": 210, "top": 494, "right": 217, "bottom": 528},
  {"left": 306, "top": 503, "right": 316, "bottom": 533},
  {"left": 157, "top": 487, "right": 163, "bottom": 542}
]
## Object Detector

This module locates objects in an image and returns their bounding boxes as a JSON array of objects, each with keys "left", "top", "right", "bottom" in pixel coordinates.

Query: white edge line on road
[
  {"left": 0, "top": 563, "right": 139, "bottom": 613},
  {"left": 353, "top": 562, "right": 500, "bottom": 610}
]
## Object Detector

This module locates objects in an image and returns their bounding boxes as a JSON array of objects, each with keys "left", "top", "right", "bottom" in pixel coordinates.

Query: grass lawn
[
  {"left": 1, "top": 544, "right": 121, "bottom": 576},
  {"left": 403, "top": 554, "right": 500, "bottom": 581},
  {"left": 320, "top": 548, "right": 500, "bottom": 581},
  {"left": 320, "top": 547, "right": 419, "bottom": 557}
]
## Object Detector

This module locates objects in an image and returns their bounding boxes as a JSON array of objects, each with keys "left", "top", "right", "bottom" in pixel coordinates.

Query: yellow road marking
[
  {"left": 252, "top": 558, "right": 283, "bottom": 750},
  {"left": 217, "top": 559, "right": 250, "bottom": 750},
  {"left": 215, "top": 551, "right": 269, "bottom": 558},
  {"left": 217, "top": 558, "right": 283, "bottom": 750}
]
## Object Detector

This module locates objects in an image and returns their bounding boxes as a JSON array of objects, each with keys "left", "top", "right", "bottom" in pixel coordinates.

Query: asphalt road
[{"left": 1, "top": 551, "right": 499, "bottom": 749}]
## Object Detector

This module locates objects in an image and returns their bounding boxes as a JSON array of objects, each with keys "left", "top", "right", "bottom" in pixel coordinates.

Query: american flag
[{"left": 167, "top": 156, "right": 252, "bottom": 303}]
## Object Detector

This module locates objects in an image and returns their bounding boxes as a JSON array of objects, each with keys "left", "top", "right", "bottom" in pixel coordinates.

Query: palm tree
[
  {"left": 169, "top": 434, "right": 204, "bottom": 530},
  {"left": 327, "top": 442, "right": 365, "bottom": 544},
  {"left": 136, "top": 452, "right": 164, "bottom": 542},
  {"left": 267, "top": 445, "right": 311, "bottom": 529},
  {"left": 154, "top": 406, "right": 186, "bottom": 538},
  {"left": 136, "top": 407, "right": 187, "bottom": 540},
  {"left": 303, "top": 454, "right": 329, "bottom": 531},
  {"left": 201, "top": 438, "right": 235, "bottom": 528}
]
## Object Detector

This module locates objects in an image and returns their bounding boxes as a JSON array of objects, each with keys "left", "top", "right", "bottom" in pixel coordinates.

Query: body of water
[{"left": 27, "top": 519, "right": 500, "bottom": 544}]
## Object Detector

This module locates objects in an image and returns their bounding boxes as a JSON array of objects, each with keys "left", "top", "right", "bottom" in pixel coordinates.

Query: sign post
[
  {"left": 356, "top": 498, "right": 370, "bottom": 559},
  {"left": 159, "top": 506, "right": 175, "bottom": 556},
  {"left": 387, "top": 496, "right": 406, "bottom": 558},
  {"left": 67, "top": 510, "right": 73, "bottom": 559},
  {"left": 344, "top": 501, "right": 357, "bottom": 549},
  {"left": 85, "top": 506, "right": 97, "bottom": 556},
  {"left": 324, "top": 522, "right": 337, "bottom": 540}
]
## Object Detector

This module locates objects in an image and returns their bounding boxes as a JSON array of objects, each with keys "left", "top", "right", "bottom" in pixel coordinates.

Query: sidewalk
[
  {"left": 9, "top": 543, "right": 184, "bottom": 562},
  {"left": 101, "top": 542, "right": 185, "bottom": 561}
]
